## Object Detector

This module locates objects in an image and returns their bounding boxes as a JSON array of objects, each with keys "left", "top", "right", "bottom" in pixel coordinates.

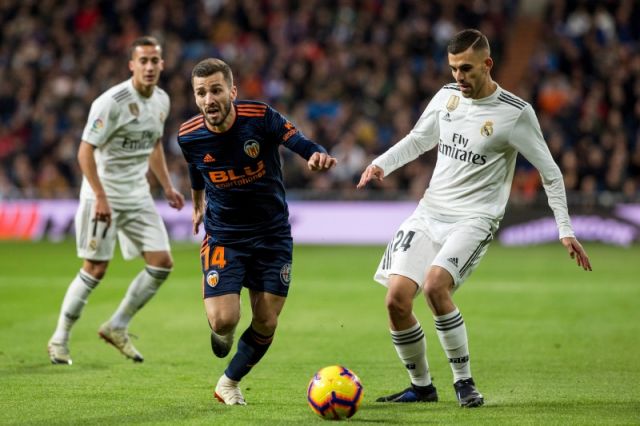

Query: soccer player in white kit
[
  {"left": 357, "top": 29, "right": 592, "bottom": 407},
  {"left": 47, "top": 36, "right": 184, "bottom": 365}
]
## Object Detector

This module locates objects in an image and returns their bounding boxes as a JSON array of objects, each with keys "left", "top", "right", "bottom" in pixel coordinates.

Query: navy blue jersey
[{"left": 177, "top": 100, "right": 326, "bottom": 243}]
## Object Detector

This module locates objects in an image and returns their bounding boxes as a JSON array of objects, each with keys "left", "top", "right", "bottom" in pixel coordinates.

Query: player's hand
[
  {"left": 308, "top": 152, "right": 337, "bottom": 171},
  {"left": 561, "top": 237, "right": 592, "bottom": 271},
  {"left": 192, "top": 208, "right": 204, "bottom": 235},
  {"left": 165, "top": 187, "right": 185, "bottom": 210},
  {"left": 93, "top": 194, "right": 112, "bottom": 226},
  {"left": 357, "top": 164, "right": 384, "bottom": 189}
]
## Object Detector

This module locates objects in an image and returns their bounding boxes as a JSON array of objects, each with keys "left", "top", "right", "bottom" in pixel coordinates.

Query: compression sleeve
[{"left": 508, "top": 105, "right": 574, "bottom": 238}]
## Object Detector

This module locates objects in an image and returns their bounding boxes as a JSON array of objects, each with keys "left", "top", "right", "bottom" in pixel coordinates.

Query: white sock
[
  {"left": 391, "top": 322, "right": 432, "bottom": 387},
  {"left": 51, "top": 269, "right": 100, "bottom": 343},
  {"left": 109, "top": 265, "right": 170, "bottom": 329},
  {"left": 434, "top": 307, "right": 471, "bottom": 382}
]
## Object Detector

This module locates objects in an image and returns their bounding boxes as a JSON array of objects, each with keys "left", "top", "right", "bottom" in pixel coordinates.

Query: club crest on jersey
[
  {"left": 159, "top": 112, "right": 165, "bottom": 123},
  {"left": 244, "top": 140, "right": 260, "bottom": 158},
  {"left": 446, "top": 95, "right": 460, "bottom": 112},
  {"left": 128, "top": 102, "right": 140, "bottom": 117},
  {"left": 280, "top": 263, "right": 292, "bottom": 286},
  {"left": 206, "top": 270, "right": 220, "bottom": 287},
  {"left": 480, "top": 121, "right": 494, "bottom": 137}
]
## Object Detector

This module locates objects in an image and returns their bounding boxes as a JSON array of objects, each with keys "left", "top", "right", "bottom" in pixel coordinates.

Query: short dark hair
[
  {"left": 129, "top": 36, "right": 162, "bottom": 58},
  {"left": 447, "top": 29, "right": 490, "bottom": 55},
  {"left": 191, "top": 58, "right": 234, "bottom": 88}
]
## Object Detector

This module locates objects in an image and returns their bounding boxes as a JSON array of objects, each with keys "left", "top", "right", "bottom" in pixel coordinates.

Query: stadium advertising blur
[{"left": 0, "top": 200, "right": 638, "bottom": 246}]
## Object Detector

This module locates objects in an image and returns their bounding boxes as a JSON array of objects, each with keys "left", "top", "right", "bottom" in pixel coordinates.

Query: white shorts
[
  {"left": 75, "top": 198, "right": 170, "bottom": 261},
  {"left": 374, "top": 213, "right": 496, "bottom": 293}
]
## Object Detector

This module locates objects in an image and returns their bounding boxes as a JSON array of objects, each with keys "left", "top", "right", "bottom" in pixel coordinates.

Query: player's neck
[
  {"left": 132, "top": 81, "right": 155, "bottom": 98},
  {"left": 474, "top": 78, "right": 497, "bottom": 100}
]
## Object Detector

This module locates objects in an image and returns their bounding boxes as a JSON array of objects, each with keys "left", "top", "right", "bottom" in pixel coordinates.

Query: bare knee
[
  {"left": 208, "top": 313, "right": 239, "bottom": 335},
  {"left": 82, "top": 260, "right": 108, "bottom": 280},
  {"left": 423, "top": 267, "right": 455, "bottom": 315},
  {"left": 385, "top": 291, "right": 413, "bottom": 322},
  {"left": 144, "top": 251, "right": 173, "bottom": 270},
  {"left": 251, "top": 312, "right": 278, "bottom": 336}
]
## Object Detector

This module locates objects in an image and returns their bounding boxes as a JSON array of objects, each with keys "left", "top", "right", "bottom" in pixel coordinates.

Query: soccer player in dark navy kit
[{"left": 178, "top": 58, "right": 337, "bottom": 405}]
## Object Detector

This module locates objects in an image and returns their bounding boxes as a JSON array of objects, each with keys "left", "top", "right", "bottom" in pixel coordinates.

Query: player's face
[
  {"left": 129, "top": 45, "right": 164, "bottom": 97},
  {"left": 448, "top": 47, "right": 493, "bottom": 99},
  {"left": 193, "top": 72, "right": 237, "bottom": 131}
]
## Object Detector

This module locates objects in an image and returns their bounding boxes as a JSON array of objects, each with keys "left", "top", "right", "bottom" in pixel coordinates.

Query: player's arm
[
  {"left": 149, "top": 139, "right": 184, "bottom": 210},
  {"left": 191, "top": 188, "right": 205, "bottom": 235},
  {"left": 267, "top": 106, "right": 336, "bottom": 172},
  {"left": 78, "top": 140, "right": 111, "bottom": 226},
  {"left": 509, "top": 106, "right": 592, "bottom": 271},
  {"left": 358, "top": 91, "right": 442, "bottom": 189}
]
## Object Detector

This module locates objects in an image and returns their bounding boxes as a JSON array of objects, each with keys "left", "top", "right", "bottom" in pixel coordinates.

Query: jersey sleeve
[
  {"left": 508, "top": 105, "right": 574, "bottom": 238},
  {"left": 177, "top": 136, "right": 205, "bottom": 191},
  {"left": 372, "top": 90, "right": 443, "bottom": 176},
  {"left": 265, "top": 106, "right": 327, "bottom": 160},
  {"left": 81, "top": 93, "right": 121, "bottom": 146}
]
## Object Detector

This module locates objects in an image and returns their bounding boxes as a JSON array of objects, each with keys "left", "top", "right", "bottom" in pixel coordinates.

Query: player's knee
[
  {"left": 82, "top": 261, "right": 108, "bottom": 280},
  {"left": 145, "top": 251, "right": 174, "bottom": 270},
  {"left": 384, "top": 292, "right": 412, "bottom": 320},
  {"left": 208, "top": 315, "right": 239, "bottom": 335},
  {"left": 251, "top": 313, "right": 278, "bottom": 335}
]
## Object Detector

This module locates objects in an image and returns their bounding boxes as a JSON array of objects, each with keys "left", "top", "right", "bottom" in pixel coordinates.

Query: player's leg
[
  {"left": 215, "top": 235, "right": 291, "bottom": 405},
  {"left": 374, "top": 219, "right": 438, "bottom": 403},
  {"left": 99, "top": 205, "right": 172, "bottom": 362},
  {"left": 206, "top": 293, "right": 241, "bottom": 358},
  {"left": 425, "top": 218, "right": 494, "bottom": 407},
  {"left": 48, "top": 200, "right": 115, "bottom": 365}
]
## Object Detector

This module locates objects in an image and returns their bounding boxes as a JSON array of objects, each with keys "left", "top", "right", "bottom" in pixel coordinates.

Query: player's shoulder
[
  {"left": 101, "top": 79, "right": 135, "bottom": 106},
  {"left": 178, "top": 114, "right": 206, "bottom": 141},
  {"left": 441, "top": 83, "right": 461, "bottom": 93},
  {"left": 496, "top": 87, "right": 529, "bottom": 111},
  {"left": 152, "top": 86, "right": 170, "bottom": 104},
  {"left": 236, "top": 100, "right": 269, "bottom": 117}
]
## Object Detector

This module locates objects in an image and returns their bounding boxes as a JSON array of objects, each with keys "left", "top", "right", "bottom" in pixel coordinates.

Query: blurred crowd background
[{"left": 0, "top": 0, "right": 638, "bottom": 207}]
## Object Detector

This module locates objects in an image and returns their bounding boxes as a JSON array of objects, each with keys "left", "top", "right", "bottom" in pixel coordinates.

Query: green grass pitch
[{"left": 0, "top": 240, "right": 639, "bottom": 425}]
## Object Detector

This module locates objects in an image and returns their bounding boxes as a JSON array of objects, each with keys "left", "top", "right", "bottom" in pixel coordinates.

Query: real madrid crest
[
  {"left": 128, "top": 102, "right": 140, "bottom": 117},
  {"left": 244, "top": 140, "right": 260, "bottom": 158},
  {"left": 480, "top": 121, "right": 493, "bottom": 137},
  {"left": 446, "top": 95, "right": 460, "bottom": 112}
]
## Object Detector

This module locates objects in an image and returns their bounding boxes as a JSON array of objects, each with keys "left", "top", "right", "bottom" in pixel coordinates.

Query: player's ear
[
  {"left": 128, "top": 60, "right": 134, "bottom": 73},
  {"left": 230, "top": 85, "right": 238, "bottom": 101},
  {"left": 484, "top": 57, "right": 493, "bottom": 73}
]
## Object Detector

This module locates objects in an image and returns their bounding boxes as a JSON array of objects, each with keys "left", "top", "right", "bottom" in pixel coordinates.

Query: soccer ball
[{"left": 307, "top": 365, "right": 364, "bottom": 420}]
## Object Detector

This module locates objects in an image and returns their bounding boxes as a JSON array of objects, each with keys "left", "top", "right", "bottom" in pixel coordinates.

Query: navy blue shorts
[{"left": 200, "top": 234, "right": 293, "bottom": 299}]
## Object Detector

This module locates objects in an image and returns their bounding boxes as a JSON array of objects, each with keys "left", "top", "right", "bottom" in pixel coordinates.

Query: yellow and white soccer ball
[{"left": 307, "top": 365, "right": 364, "bottom": 420}]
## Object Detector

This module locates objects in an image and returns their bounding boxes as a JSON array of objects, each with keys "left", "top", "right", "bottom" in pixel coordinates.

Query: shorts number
[
  {"left": 203, "top": 245, "right": 227, "bottom": 269},
  {"left": 210, "top": 246, "right": 227, "bottom": 268},
  {"left": 392, "top": 230, "right": 415, "bottom": 252}
]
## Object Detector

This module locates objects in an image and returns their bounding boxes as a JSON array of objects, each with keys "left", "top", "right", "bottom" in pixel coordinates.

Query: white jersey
[
  {"left": 80, "top": 78, "right": 170, "bottom": 209},
  {"left": 373, "top": 83, "right": 574, "bottom": 238}
]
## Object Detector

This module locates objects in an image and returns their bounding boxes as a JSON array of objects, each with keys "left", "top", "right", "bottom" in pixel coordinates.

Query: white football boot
[
  {"left": 214, "top": 374, "right": 246, "bottom": 405},
  {"left": 98, "top": 322, "right": 144, "bottom": 362},
  {"left": 47, "top": 339, "right": 72, "bottom": 365}
]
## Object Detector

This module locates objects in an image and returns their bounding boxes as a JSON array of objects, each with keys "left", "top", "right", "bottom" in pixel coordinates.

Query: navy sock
[{"left": 225, "top": 325, "right": 274, "bottom": 381}]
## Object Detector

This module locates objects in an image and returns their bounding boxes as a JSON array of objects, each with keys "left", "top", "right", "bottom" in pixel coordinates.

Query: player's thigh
[
  {"left": 75, "top": 199, "right": 117, "bottom": 261},
  {"left": 245, "top": 235, "right": 293, "bottom": 297},
  {"left": 432, "top": 217, "right": 495, "bottom": 289},
  {"left": 200, "top": 236, "right": 249, "bottom": 299},
  {"left": 204, "top": 293, "right": 241, "bottom": 331},
  {"left": 374, "top": 216, "right": 439, "bottom": 296},
  {"left": 117, "top": 202, "right": 170, "bottom": 261}
]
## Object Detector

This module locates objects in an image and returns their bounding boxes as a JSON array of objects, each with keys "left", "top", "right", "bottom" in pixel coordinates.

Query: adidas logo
[
  {"left": 203, "top": 153, "right": 215, "bottom": 163},
  {"left": 447, "top": 257, "right": 459, "bottom": 267},
  {"left": 443, "top": 112, "right": 451, "bottom": 122}
]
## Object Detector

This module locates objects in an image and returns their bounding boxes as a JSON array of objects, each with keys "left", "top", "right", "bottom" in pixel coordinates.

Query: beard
[{"left": 203, "top": 98, "right": 233, "bottom": 127}]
